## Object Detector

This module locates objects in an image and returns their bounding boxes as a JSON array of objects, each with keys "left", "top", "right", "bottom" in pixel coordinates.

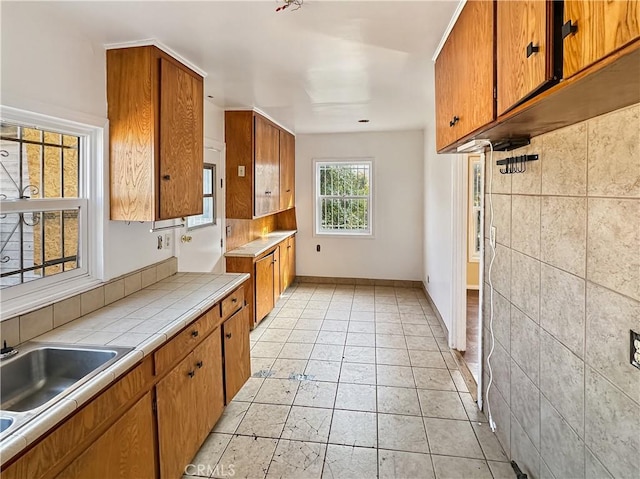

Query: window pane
[
  {"left": 63, "top": 148, "right": 79, "bottom": 198},
  {"left": 203, "top": 167, "right": 213, "bottom": 195},
  {"left": 0, "top": 209, "right": 80, "bottom": 288},
  {"left": 44, "top": 146, "right": 62, "bottom": 198},
  {"left": 43, "top": 132, "right": 62, "bottom": 145}
]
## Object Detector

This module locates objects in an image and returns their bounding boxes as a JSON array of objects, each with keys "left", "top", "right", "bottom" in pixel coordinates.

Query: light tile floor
[{"left": 183, "top": 283, "right": 510, "bottom": 479}]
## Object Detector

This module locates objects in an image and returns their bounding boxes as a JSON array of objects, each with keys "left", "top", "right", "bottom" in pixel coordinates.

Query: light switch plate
[{"left": 238, "top": 165, "right": 245, "bottom": 177}]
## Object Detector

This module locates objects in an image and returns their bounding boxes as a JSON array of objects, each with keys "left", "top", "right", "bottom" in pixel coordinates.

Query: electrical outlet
[
  {"left": 630, "top": 330, "right": 640, "bottom": 370},
  {"left": 157, "top": 235, "right": 163, "bottom": 250},
  {"left": 490, "top": 226, "right": 497, "bottom": 247},
  {"left": 164, "top": 233, "right": 171, "bottom": 249},
  {"left": 238, "top": 165, "right": 245, "bottom": 177}
]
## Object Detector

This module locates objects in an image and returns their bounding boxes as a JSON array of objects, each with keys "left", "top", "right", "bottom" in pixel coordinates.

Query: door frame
[{"left": 451, "top": 152, "right": 485, "bottom": 408}]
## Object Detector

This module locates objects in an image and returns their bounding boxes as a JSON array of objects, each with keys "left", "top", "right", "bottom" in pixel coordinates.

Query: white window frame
[
  {"left": 0, "top": 106, "right": 105, "bottom": 320},
  {"left": 313, "top": 158, "right": 374, "bottom": 238},
  {"left": 468, "top": 155, "right": 481, "bottom": 262}
]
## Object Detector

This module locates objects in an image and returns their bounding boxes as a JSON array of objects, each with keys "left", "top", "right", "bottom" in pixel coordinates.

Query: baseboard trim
[
  {"left": 420, "top": 282, "right": 450, "bottom": 337},
  {"left": 295, "top": 276, "right": 422, "bottom": 289}
]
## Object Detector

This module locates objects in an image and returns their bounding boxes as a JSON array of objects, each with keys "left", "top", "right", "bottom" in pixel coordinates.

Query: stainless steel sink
[
  {"left": 1, "top": 343, "right": 132, "bottom": 413},
  {"left": 0, "top": 417, "right": 13, "bottom": 433}
]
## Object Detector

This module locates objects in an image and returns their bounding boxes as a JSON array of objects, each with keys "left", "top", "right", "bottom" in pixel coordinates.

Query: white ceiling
[{"left": 23, "top": 1, "right": 460, "bottom": 134}]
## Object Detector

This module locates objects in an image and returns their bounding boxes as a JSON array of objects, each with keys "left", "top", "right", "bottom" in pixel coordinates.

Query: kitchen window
[
  {"left": 187, "top": 164, "right": 215, "bottom": 230},
  {"left": 0, "top": 107, "right": 104, "bottom": 318},
  {"left": 314, "top": 159, "right": 373, "bottom": 236}
]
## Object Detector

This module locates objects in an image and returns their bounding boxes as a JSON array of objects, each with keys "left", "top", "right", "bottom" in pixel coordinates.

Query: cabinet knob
[
  {"left": 225, "top": 332, "right": 232, "bottom": 339},
  {"left": 232, "top": 298, "right": 238, "bottom": 304},
  {"left": 286, "top": 189, "right": 291, "bottom": 193},
  {"left": 562, "top": 20, "right": 578, "bottom": 39},
  {"left": 162, "top": 174, "right": 171, "bottom": 181},
  {"left": 526, "top": 42, "right": 540, "bottom": 58},
  {"left": 196, "top": 361, "right": 203, "bottom": 369},
  {"left": 187, "top": 370, "right": 195, "bottom": 378},
  {"left": 449, "top": 116, "right": 459, "bottom": 127},
  {"left": 191, "top": 330, "right": 199, "bottom": 338}
]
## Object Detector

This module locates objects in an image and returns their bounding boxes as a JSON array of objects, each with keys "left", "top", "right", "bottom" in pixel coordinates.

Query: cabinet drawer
[
  {"left": 220, "top": 286, "right": 244, "bottom": 321},
  {"left": 154, "top": 307, "right": 219, "bottom": 375}
]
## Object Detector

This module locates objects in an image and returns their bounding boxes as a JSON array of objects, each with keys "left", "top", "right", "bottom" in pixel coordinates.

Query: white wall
[
  {"left": 1, "top": 3, "right": 175, "bottom": 280},
  {"left": 295, "top": 130, "right": 424, "bottom": 281},
  {"left": 423, "top": 64, "right": 460, "bottom": 335}
]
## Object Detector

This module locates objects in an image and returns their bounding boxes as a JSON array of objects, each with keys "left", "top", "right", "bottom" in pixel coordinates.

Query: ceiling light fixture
[{"left": 276, "top": 0, "right": 303, "bottom": 12}]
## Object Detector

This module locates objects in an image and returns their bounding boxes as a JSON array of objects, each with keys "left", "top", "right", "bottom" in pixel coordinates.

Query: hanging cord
[{"left": 484, "top": 140, "right": 498, "bottom": 432}]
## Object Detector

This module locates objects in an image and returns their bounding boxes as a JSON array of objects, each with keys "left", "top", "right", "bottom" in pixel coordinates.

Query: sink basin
[
  {"left": 1, "top": 344, "right": 132, "bottom": 413},
  {"left": 0, "top": 417, "right": 13, "bottom": 433}
]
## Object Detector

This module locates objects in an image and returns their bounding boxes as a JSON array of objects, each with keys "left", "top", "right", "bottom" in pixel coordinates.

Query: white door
[{"left": 177, "top": 139, "right": 225, "bottom": 273}]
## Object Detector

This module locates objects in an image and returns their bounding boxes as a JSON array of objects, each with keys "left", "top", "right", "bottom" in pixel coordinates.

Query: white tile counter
[
  {"left": 225, "top": 230, "right": 296, "bottom": 258},
  {"left": 0, "top": 271, "right": 249, "bottom": 466}
]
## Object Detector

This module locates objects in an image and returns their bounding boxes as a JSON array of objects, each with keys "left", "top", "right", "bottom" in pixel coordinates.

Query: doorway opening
[{"left": 462, "top": 155, "right": 482, "bottom": 383}]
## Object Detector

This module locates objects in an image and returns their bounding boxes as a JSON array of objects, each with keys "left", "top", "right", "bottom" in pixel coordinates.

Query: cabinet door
[
  {"left": 57, "top": 392, "right": 156, "bottom": 479},
  {"left": 192, "top": 330, "right": 225, "bottom": 438},
  {"left": 435, "top": 0, "right": 495, "bottom": 151},
  {"left": 156, "top": 351, "right": 199, "bottom": 479},
  {"left": 159, "top": 58, "right": 204, "bottom": 220},
  {"left": 273, "top": 246, "right": 281, "bottom": 301},
  {"left": 279, "top": 130, "right": 295, "bottom": 211},
  {"left": 255, "top": 252, "right": 275, "bottom": 322},
  {"left": 435, "top": 29, "right": 460, "bottom": 151},
  {"left": 254, "top": 116, "right": 280, "bottom": 217},
  {"left": 280, "top": 237, "right": 295, "bottom": 292},
  {"left": 563, "top": 0, "right": 640, "bottom": 78},
  {"left": 497, "top": 0, "right": 554, "bottom": 115},
  {"left": 223, "top": 307, "right": 251, "bottom": 403},
  {"left": 288, "top": 235, "right": 296, "bottom": 288}
]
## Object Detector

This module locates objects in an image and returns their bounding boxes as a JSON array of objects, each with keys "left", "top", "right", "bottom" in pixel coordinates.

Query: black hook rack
[{"left": 496, "top": 154, "right": 538, "bottom": 174}]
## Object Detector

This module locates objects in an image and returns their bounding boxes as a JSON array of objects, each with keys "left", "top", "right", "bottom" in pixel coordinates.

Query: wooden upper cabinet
[
  {"left": 497, "top": 0, "right": 559, "bottom": 115},
  {"left": 563, "top": 0, "right": 640, "bottom": 78},
  {"left": 254, "top": 116, "right": 280, "bottom": 217},
  {"left": 435, "top": 0, "right": 495, "bottom": 152},
  {"left": 225, "top": 110, "right": 295, "bottom": 219},
  {"left": 107, "top": 45, "right": 204, "bottom": 221},
  {"left": 279, "top": 130, "right": 295, "bottom": 211}
]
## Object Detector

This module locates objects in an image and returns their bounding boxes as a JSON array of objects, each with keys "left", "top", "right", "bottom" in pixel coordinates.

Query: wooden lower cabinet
[
  {"left": 223, "top": 306, "right": 251, "bottom": 403},
  {"left": 280, "top": 235, "right": 295, "bottom": 292},
  {"left": 156, "top": 331, "right": 224, "bottom": 479},
  {"left": 1, "top": 283, "right": 250, "bottom": 479},
  {"left": 56, "top": 392, "right": 156, "bottom": 479},
  {"left": 255, "top": 252, "right": 276, "bottom": 322}
]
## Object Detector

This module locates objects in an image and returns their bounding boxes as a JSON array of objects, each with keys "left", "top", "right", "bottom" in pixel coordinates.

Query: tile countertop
[
  {"left": 225, "top": 230, "right": 297, "bottom": 258},
  {"left": 0, "top": 271, "right": 250, "bottom": 466}
]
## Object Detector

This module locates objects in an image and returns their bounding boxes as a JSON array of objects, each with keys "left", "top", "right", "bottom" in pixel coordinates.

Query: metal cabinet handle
[
  {"left": 562, "top": 20, "right": 577, "bottom": 39},
  {"left": 286, "top": 189, "right": 291, "bottom": 192},
  {"left": 449, "top": 116, "right": 459, "bottom": 127},
  {"left": 196, "top": 361, "right": 203, "bottom": 369},
  {"left": 232, "top": 298, "right": 238, "bottom": 304},
  {"left": 162, "top": 175, "right": 171, "bottom": 180},
  {"left": 226, "top": 332, "right": 232, "bottom": 339},
  {"left": 187, "top": 370, "right": 195, "bottom": 378},
  {"left": 191, "top": 330, "right": 199, "bottom": 338},
  {"left": 526, "top": 42, "right": 540, "bottom": 58}
]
